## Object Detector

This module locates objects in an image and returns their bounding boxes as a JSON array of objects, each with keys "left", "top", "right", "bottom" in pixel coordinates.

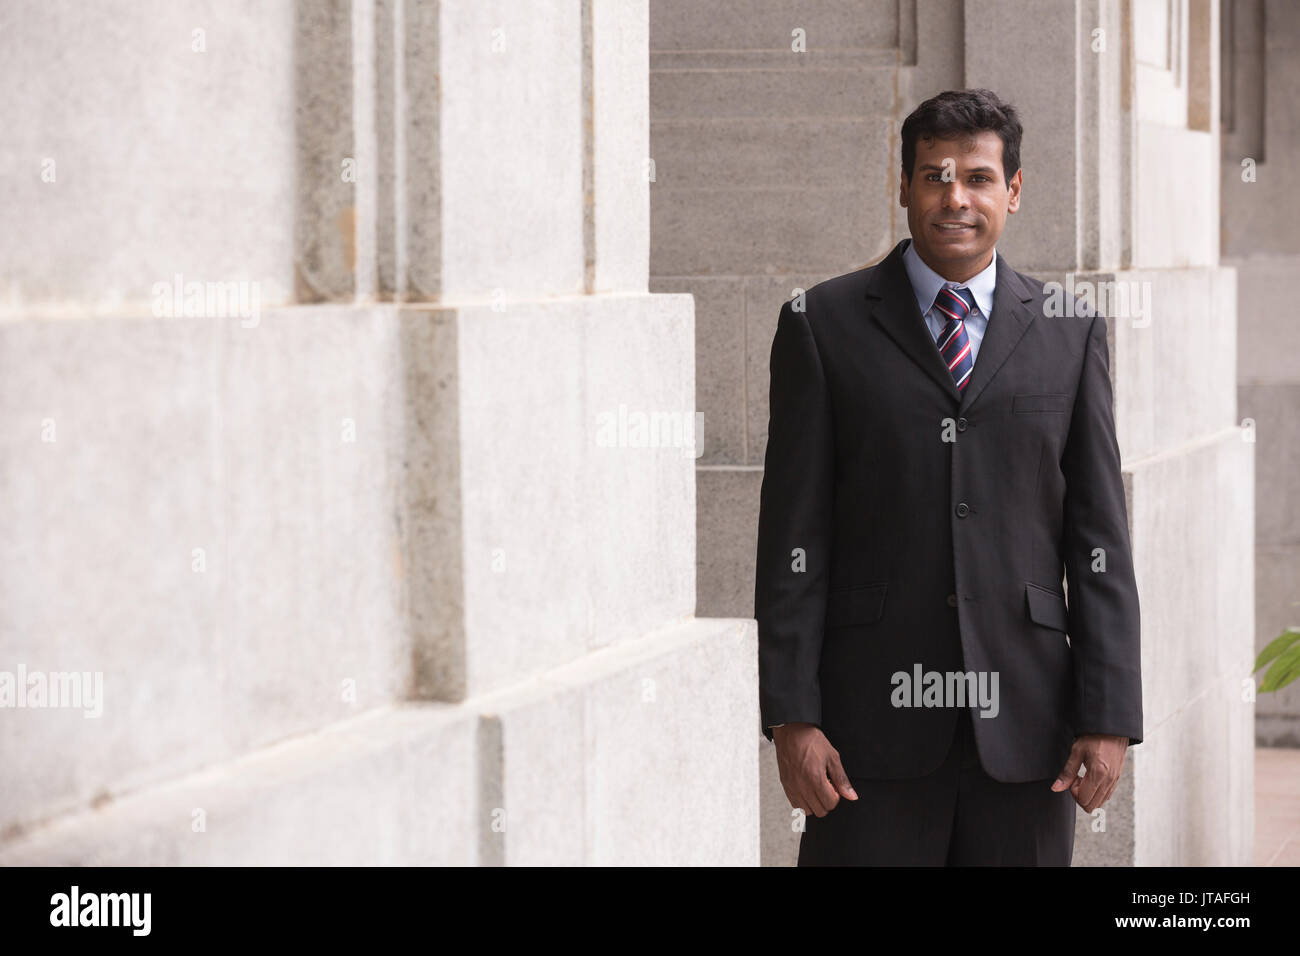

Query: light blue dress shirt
[{"left": 902, "top": 239, "right": 998, "bottom": 365}]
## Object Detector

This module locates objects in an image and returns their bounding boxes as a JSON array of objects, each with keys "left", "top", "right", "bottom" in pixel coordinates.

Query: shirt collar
[{"left": 902, "top": 238, "right": 997, "bottom": 319}]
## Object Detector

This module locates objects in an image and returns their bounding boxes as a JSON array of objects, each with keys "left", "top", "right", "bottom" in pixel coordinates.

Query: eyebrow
[{"left": 917, "top": 163, "right": 999, "bottom": 174}]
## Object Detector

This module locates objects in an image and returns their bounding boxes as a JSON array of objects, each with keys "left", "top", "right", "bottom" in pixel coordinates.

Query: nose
[
  {"left": 941, "top": 183, "right": 972, "bottom": 210},
  {"left": 942, "top": 180, "right": 970, "bottom": 211}
]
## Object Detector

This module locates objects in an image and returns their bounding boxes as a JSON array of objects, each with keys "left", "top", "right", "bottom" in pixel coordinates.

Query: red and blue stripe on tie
[{"left": 934, "top": 286, "right": 976, "bottom": 391}]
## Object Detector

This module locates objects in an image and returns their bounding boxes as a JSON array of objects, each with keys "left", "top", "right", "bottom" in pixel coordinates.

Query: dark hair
[{"left": 900, "top": 88, "right": 1022, "bottom": 186}]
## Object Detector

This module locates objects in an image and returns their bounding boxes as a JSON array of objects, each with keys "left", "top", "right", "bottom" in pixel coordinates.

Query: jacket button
[
  {"left": 947, "top": 593, "right": 958, "bottom": 607},
  {"left": 957, "top": 417, "right": 968, "bottom": 432},
  {"left": 956, "top": 502, "right": 970, "bottom": 517}
]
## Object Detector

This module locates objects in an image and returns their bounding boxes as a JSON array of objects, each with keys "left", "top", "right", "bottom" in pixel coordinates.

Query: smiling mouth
[{"left": 935, "top": 222, "right": 975, "bottom": 231}]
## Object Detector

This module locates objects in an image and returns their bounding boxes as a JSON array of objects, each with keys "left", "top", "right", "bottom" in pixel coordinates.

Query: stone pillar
[
  {"left": 0, "top": 0, "right": 757, "bottom": 865},
  {"left": 1220, "top": 0, "right": 1300, "bottom": 752}
]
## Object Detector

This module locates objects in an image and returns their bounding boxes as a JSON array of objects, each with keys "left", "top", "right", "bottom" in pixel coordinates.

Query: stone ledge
[{"left": 0, "top": 616, "right": 757, "bottom": 865}]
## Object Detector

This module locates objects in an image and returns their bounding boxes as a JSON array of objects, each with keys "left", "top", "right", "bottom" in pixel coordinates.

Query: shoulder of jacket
[
  {"left": 1012, "top": 267, "right": 1105, "bottom": 338},
  {"left": 796, "top": 264, "right": 874, "bottom": 311}
]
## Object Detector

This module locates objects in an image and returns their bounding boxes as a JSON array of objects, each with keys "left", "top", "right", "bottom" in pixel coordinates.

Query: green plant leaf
[
  {"left": 1252, "top": 627, "right": 1300, "bottom": 674},
  {"left": 1260, "top": 644, "right": 1300, "bottom": 693}
]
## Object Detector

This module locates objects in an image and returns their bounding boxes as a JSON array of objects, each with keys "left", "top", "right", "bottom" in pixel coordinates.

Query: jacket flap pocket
[
  {"left": 825, "top": 582, "right": 888, "bottom": 630},
  {"left": 1013, "top": 392, "right": 1070, "bottom": 413},
  {"left": 1025, "top": 582, "right": 1069, "bottom": 632}
]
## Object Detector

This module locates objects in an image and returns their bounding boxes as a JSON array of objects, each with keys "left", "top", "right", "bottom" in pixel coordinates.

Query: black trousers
[{"left": 797, "top": 705, "right": 1077, "bottom": 866}]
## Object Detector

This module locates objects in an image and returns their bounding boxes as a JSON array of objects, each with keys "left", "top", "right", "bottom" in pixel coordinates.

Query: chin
[{"left": 930, "top": 242, "right": 977, "bottom": 255}]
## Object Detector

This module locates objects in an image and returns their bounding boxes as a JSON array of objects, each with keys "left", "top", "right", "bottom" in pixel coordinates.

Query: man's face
[{"left": 899, "top": 130, "right": 1022, "bottom": 282}]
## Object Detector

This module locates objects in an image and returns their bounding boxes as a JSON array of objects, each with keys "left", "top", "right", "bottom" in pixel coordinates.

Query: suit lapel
[
  {"left": 956, "top": 253, "right": 1036, "bottom": 414},
  {"left": 865, "top": 241, "right": 962, "bottom": 403},
  {"left": 864, "top": 239, "right": 1038, "bottom": 413}
]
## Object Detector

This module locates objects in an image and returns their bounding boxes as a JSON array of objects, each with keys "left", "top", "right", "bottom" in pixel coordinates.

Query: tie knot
[{"left": 936, "top": 285, "right": 975, "bottom": 320}]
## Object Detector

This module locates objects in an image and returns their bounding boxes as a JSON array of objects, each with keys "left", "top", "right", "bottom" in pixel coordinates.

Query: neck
[{"left": 912, "top": 244, "right": 994, "bottom": 284}]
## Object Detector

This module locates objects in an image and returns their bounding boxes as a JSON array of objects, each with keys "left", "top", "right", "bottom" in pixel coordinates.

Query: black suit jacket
[{"left": 754, "top": 238, "right": 1143, "bottom": 783}]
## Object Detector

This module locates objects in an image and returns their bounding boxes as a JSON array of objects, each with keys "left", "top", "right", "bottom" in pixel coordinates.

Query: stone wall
[{"left": 0, "top": 0, "right": 759, "bottom": 865}]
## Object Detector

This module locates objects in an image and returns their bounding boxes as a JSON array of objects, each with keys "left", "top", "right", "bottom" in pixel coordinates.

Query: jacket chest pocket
[
  {"left": 1013, "top": 392, "right": 1070, "bottom": 414},
  {"left": 825, "top": 582, "right": 888, "bottom": 630}
]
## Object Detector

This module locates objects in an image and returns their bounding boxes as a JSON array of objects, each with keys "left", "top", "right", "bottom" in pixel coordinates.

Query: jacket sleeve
[
  {"left": 1060, "top": 312, "right": 1144, "bottom": 746},
  {"left": 755, "top": 298, "right": 836, "bottom": 742}
]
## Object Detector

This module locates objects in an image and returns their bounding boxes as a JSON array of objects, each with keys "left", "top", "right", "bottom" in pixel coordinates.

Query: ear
[
  {"left": 1006, "top": 168, "right": 1023, "bottom": 214},
  {"left": 899, "top": 171, "right": 910, "bottom": 208}
]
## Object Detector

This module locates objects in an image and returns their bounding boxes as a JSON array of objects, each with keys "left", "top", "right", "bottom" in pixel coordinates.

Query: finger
[
  {"left": 1087, "top": 762, "right": 1120, "bottom": 812},
  {"left": 1086, "top": 783, "right": 1112, "bottom": 815},
  {"left": 1108, "top": 755, "right": 1127, "bottom": 800},
  {"left": 1074, "top": 760, "right": 1107, "bottom": 811},
  {"left": 780, "top": 766, "right": 814, "bottom": 817},
  {"left": 827, "top": 752, "right": 859, "bottom": 800},
  {"left": 1096, "top": 771, "right": 1122, "bottom": 811},
  {"left": 1053, "top": 747, "right": 1084, "bottom": 792},
  {"left": 786, "top": 777, "right": 813, "bottom": 815},
  {"left": 801, "top": 778, "right": 830, "bottom": 818},
  {"left": 783, "top": 782, "right": 809, "bottom": 816},
  {"left": 813, "top": 768, "right": 841, "bottom": 814}
]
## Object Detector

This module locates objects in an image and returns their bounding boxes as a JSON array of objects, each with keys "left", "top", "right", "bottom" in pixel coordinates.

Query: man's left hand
[{"left": 1052, "top": 734, "right": 1129, "bottom": 812}]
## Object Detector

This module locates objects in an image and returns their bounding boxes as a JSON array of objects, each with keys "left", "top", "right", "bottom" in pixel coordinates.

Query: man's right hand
[{"left": 773, "top": 723, "right": 858, "bottom": 817}]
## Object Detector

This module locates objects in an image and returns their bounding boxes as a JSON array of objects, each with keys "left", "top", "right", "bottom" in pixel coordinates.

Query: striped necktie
[{"left": 934, "top": 286, "right": 977, "bottom": 392}]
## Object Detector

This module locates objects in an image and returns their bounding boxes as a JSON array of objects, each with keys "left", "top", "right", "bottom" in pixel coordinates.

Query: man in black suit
[{"left": 754, "top": 89, "right": 1143, "bottom": 866}]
